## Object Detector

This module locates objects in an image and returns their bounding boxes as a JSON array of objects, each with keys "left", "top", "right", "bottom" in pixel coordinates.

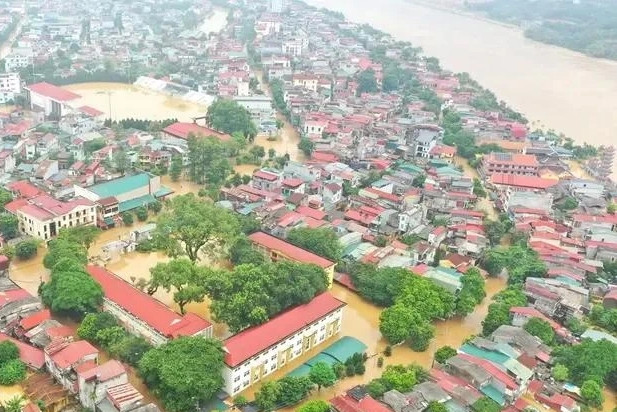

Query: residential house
[
  {"left": 77, "top": 360, "right": 128, "bottom": 410},
  {"left": 44, "top": 340, "right": 99, "bottom": 393},
  {"left": 481, "top": 153, "right": 539, "bottom": 177},
  {"left": 252, "top": 169, "right": 283, "bottom": 192}
]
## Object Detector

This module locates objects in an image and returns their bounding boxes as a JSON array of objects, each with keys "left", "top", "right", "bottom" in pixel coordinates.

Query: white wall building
[
  {"left": 222, "top": 293, "right": 345, "bottom": 396},
  {"left": 25, "top": 82, "right": 81, "bottom": 119},
  {"left": 5, "top": 194, "right": 96, "bottom": 240},
  {"left": 4, "top": 47, "right": 33, "bottom": 72},
  {"left": 78, "top": 360, "right": 128, "bottom": 409},
  {"left": 87, "top": 266, "right": 213, "bottom": 346},
  {"left": 0, "top": 73, "right": 21, "bottom": 104},
  {"left": 44, "top": 340, "right": 99, "bottom": 393}
]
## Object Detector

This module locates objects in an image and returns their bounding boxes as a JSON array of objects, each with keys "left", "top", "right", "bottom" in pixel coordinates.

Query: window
[
  {"left": 234, "top": 376, "right": 240, "bottom": 382},
  {"left": 234, "top": 386, "right": 240, "bottom": 393},
  {"left": 243, "top": 370, "right": 250, "bottom": 377}
]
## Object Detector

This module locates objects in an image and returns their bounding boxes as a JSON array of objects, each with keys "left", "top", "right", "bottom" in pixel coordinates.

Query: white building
[
  {"left": 222, "top": 293, "right": 345, "bottom": 396},
  {"left": 87, "top": 266, "right": 213, "bottom": 346},
  {"left": 233, "top": 95, "right": 274, "bottom": 120},
  {"left": 25, "top": 82, "right": 81, "bottom": 119},
  {"left": 270, "top": 0, "right": 286, "bottom": 13},
  {"left": 4, "top": 47, "right": 33, "bottom": 72},
  {"left": 0, "top": 73, "right": 21, "bottom": 104},
  {"left": 5, "top": 193, "right": 96, "bottom": 240},
  {"left": 78, "top": 360, "right": 128, "bottom": 409},
  {"left": 44, "top": 340, "right": 99, "bottom": 393}
]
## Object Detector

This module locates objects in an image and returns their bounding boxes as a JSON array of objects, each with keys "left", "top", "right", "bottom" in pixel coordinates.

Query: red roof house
[
  {"left": 162, "top": 122, "right": 230, "bottom": 141},
  {"left": 248, "top": 232, "right": 334, "bottom": 269},
  {"left": 0, "top": 333, "right": 44, "bottom": 369}
]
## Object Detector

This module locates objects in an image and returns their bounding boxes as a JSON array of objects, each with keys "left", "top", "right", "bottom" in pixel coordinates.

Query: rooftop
[
  {"left": 163, "top": 122, "right": 230, "bottom": 141},
  {"left": 223, "top": 292, "right": 346, "bottom": 367},
  {"left": 87, "top": 265, "right": 212, "bottom": 338},
  {"left": 26, "top": 82, "right": 81, "bottom": 102},
  {"left": 248, "top": 231, "right": 334, "bottom": 269}
]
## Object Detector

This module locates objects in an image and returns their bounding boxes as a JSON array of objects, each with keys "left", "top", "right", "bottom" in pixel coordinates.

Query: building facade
[
  {"left": 87, "top": 266, "right": 213, "bottom": 346},
  {"left": 0, "top": 73, "right": 21, "bottom": 104},
  {"left": 481, "top": 153, "right": 539, "bottom": 177},
  {"left": 222, "top": 293, "right": 345, "bottom": 396}
]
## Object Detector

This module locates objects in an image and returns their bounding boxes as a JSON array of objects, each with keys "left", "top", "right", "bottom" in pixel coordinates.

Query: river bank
[{"left": 306, "top": 0, "right": 617, "bottom": 178}]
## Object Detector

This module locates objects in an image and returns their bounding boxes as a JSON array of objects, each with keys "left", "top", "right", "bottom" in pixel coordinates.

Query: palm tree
[{"left": 3, "top": 395, "right": 25, "bottom": 412}]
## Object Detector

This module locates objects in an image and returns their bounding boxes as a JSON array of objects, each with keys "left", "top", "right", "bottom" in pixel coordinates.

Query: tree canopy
[
  {"left": 147, "top": 258, "right": 209, "bottom": 313},
  {"left": 552, "top": 338, "right": 617, "bottom": 386},
  {"left": 349, "top": 264, "right": 413, "bottom": 307},
  {"left": 357, "top": 69, "right": 379, "bottom": 95},
  {"left": 297, "top": 400, "right": 330, "bottom": 412},
  {"left": 482, "top": 286, "right": 527, "bottom": 336},
  {"left": 154, "top": 194, "right": 240, "bottom": 262},
  {"left": 366, "top": 364, "right": 428, "bottom": 398},
  {"left": 43, "top": 238, "right": 88, "bottom": 270},
  {"left": 309, "top": 361, "right": 337, "bottom": 390},
  {"left": 455, "top": 268, "right": 486, "bottom": 317},
  {"left": 523, "top": 318, "right": 555, "bottom": 345},
  {"left": 482, "top": 244, "right": 547, "bottom": 284},
  {"left": 287, "top": 227, "right": 342, "bottom": 261},
  {"left": 138, "top": 337, "right": 224, "bottom": 412},
  {"left": 205, "top": 261, "right": 328, "bottom": 332},
  {"left": 187, "top": 136, "right": 232, "bottom": 187},
  {"left": 206, "top": 99, "right": 257, "bottom": 140},
  {"left": 434, "top": 346, "right": 457, "bottom": 364}
]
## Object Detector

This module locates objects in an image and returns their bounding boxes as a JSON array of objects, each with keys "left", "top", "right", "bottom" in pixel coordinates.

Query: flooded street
[
  {"left": 0, "top": 17, "right": 24, "bottom": 60},
  {"left": 244, "top": 277, "right": 507, "bottom": 410}
]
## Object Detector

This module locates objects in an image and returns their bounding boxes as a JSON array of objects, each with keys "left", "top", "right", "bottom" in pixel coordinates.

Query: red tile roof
[
  {"left": 330, "top": 394, "right": 391, "bottom": 412},
  {"left": 7, "top": 180, "right": 42, "bottom": 199},
  {"left": 248, "top": 232, "right": 334, "bottom": 269},
  {"left": 162, "top": 122, "right": 230, "bottom": 141},
  {"left": 87, "top": 265, "right": 212, "bottom": 338},
  {"left": 223, "top": 292, "right": 345, "bottom": 367},
  {"left": 77, "top": 106, "right": 105, "bottom": 117},
  {"left": 27, "top": 82, "right": 81, "bottom": 102},
  {"left": 282, "top": 178, "right": 304, "bottom": 188},
  {"left": 490, "top": 173, "right": 558, "bottom": 190},
  {"left": 19, "top": 309, "right": 51, "bottom": 331},
  {"left": 485, "top": 152, "right": 538, "bottom": 167},
  {"left": 253, "top": 170, "right": 279, "bottom": 181},
  {"left": 0, "top": 333, "right": 44, "bottom": 369},
  {"left": 295, "top": 205, "right": 327, "bottom": 221},
  {"left": 78, "top": 359, "right": 126, "bottom": 382},
  {"left": 47, "top": 340, "right": 98, "bottom": 370},
  {"left": 0, "top": 288, "right": 31, "bottom": 307}
]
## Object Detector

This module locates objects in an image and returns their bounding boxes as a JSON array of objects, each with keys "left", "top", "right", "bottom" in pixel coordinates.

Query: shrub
[
  {"left": 0, "top": 360, "right": 26, "bottom": 385},
  {"left": 14, "top": 239, "right": 38, "bottom": 260},
  {"left": 135, "top": 207, "right": 148, "bottom": 222},
  {"left": 122, "top": 212, "right": 134, "bottom": 225}
]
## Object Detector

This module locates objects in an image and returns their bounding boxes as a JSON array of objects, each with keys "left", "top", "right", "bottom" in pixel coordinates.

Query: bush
[
  {"left": 135, "top": 207, "right": 148, "bottom": 222},
  {"left": 0, "top": 342, "right": 19, "bottom": 365},
  {"left": 149, "top": 201, "right": 163, "bottom": 214},
  {"left": 0, "top": 360, "right": 26, "bottom": 385},
  {"left": 14, "top": 239, "right": 38, "bottom": 260},
  {"left": 122, "top": 212, "right": 134, "bottom": 225},
  {"left": 233, "top": 395, "right": 247, "bottom": 407}
]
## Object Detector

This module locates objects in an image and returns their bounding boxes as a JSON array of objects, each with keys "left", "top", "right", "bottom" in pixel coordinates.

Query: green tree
[
  {"left": 552, "top": 364, "right": 569, "bottom": 381},
  {"left": 207, "top": 261, "right": 328, "bottom": 332},
  {"left": 287, "top": 227, "right": 342, "bottom": 261},
  {"left": 114, "top": 149, "right": 129, "bottom": 174},
  {"left": 523, "top": 318, "right": 555, "bottom": 345},
  {"left": 255, "top": 381, "right": 281, "bottom": 412},
  {"left": 434, "top": 346, "right": 457, "bottom": 364},
  {"left": 309, "top": 361, "right": 337, "bottom": 390},
  {"left": 379, "top": 303, "right": 417, "bottom": 344},
  {"left": 581, "top": 380, "right": 604, "bottom": 408},
  {"left": 0, "top": 189, "right": 13, "bottom": 209},
  {"left": 426, "top": 401, "right": 448, "bottom": 412},
  {"left": 381, "top": 364, "right": 425, "bottom": 392},
  {"left": 40, "top": 260, "right": 103, "bottom": 317},
  {"left": 349, "top": 265, "right": 412, "bottom": 307},
  {"left": 229, "top": 236, "right": 265, "bottom": 266},
  {"left": 77, "top": 312, "right": 118, "bottom": 341},
  {"left": 0, "top": 214, "right": 19, "bottom": 239},
  {"left": 456, "top": 268, "right": 486, "bottom": 316},
  {"left": 608, "top": 203, "right": 617, "bottom": 215},
  {"left": 0, "top": 360, "right": 26, "bottom": 385},
  {"left": 138, "top": 337, "right": 224, "bottom": 412},
  {"left": 43, "top": 238, "right": 88, "bottom": 269},
  {"left": 472, "top": 397, "right": 501, "bottom": 412},
  {"left": 149, "top": 201, "right": 162, "bottom": 214},
  {"left": 298, "top": 138, "right": 315, "bottom": 157},
  {"left": 0, "top": 342, "right": 19, "bottom": 365},
  {"left": 14, "top": 239, "right": 38, "bottom": 260},
  {"left": 122, "top": 212, "right": 134, "bottom": 225},
  {"left": 297, "top": 400, "right": 330, "bottom": 412},
  {"left": 57, "top": 226, "right": 101, "bottom": 249},
  {"left": 187, "top": 136, "right": 232, "bottom": 186},
  {"left": 135, "top": 207, "right": 148, "bottom": 222},
  {"left": 552, "top": 338, "right": 617, "bottom": 385},
  {"left": 357, "top": 69, "right": 378, "bottom": 95},
  {"left": 148, "top": 258, "right": 208, "bottom": 314},
  {"left": 277, "top": 376, "right": 314, "bottom": 406},
  {"left": 170, "top": 155, "right": 183, "bottom": 182},
  {"left": 412, "top": 174, "right": 426, "bottom": 188},
  {"left": 2, "top": 395, "right": 25, "bottom": 412},
  {"left": 95, "top": 326, "right": 126, "bottom": 348},
  {"left": 206, "top": 99, "right": 257, "bottom": 140},
  {"left": 109, "top": 335, "right": 151, "bottom": 366},
  {"left": 155, "top": 194, "right": 239, "bottom": 262}
]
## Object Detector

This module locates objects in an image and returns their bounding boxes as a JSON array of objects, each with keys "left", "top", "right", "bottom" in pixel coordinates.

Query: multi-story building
[
  {"left": 222, "top": 292, "right": 345, "bottom": 396},
  {"left": 4, "top": 47, "right": 33, "bottom": 72},
  {"left": 481, "top": 152, "right": 539, "bottom": 177},
  {"left": 248, "top": 231, "right": 336, "bottom": 286},
  {"left": 24, "top": 82, "right": 81, "bottom": 119},
  {"left": 0, "top": 73, "right": 21, "bottom": 104},
  {"left": 5, "top": 193, "right": 96, "bottom": 240},
  {"left": 87, "top": 265, "right": 213, "bottom": 346}
]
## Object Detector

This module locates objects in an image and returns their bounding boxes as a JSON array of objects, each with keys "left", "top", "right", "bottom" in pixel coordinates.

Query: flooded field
[{"left": 63, "top": 83, "right": 207, "bottom": 122}]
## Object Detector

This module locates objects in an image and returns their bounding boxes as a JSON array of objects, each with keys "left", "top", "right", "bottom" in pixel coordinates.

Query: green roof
[
  {"left": 286, "top": 336, "right": 367, "bottom": 378},
  {"left": 480, "top": 385, "right": 506, "bottom": 406},
  {"left": 154, "top": 187, "right": 173, "bottom": 198},
  {"left": 118, "top": 194, "right": 156, "bottom": 212},
  {"left": 459, "top": 344, "right": 509, "bottom": 365},
  {"left": 89, "top": 173, "right": 151, "bottom": 198},
  {"left": 322, "top": 336, "right": 367, "bottom": 363}
]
